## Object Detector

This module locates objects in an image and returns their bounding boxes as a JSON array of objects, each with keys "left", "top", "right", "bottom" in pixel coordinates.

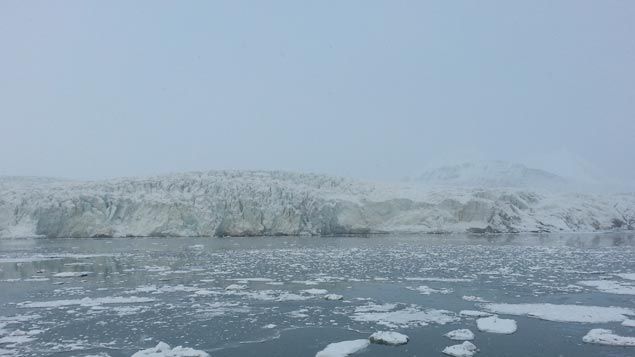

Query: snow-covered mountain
[
  {"left": 0, "top": 170, "right": 633, "bottom": 238},
  {"left": 413, "top": 161, "right": 571, "bottom": 191}
]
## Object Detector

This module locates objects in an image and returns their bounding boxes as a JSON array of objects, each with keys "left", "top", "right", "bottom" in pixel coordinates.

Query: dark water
[{"left": 1, "top": 233, "right": 634, "bottom": 356}]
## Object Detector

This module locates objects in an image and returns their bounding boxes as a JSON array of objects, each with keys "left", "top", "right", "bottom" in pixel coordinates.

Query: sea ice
[
  {"left": 476, "top": 316, "right": 517, "bottom": 334},
  {"left": 623, "top": 319, "right": 635, "bottom": 327},
  {"left": 481, "top": 303, "right": 634, "bottom": 323},
  {"left": 351, "top": 305, "right": 457, "bottom": 328},
  {"left": 615, "top": 273, "right": 635, "bottom": 281},
  {"left": 18, "top": 296, "right": 154, "bottom": 309},
  {"left": 324, "top": 294, "right": 344, "bottom": 301},
  {"left": 302, "top": 289, "right": 328, "bottom": 295},
  {"left": 131, "top": 341, "right": 209, "bottom": 357},
  {"left": 408, "top": 285, "right": 452, "bottom": 295},
  {"left": 442, "top": 341, "right": 478, "bottom": 357},
  {"left": 582, "top": 329, "right": 635, "bottom": 346},
  {"left": 369, "top": 331, "right": 409, "bottom": 345},
  {"left": 578, "top": 280, "right": 635, "bottom": 295},
  {"left": 315, "top": 339, "right": 370, "bottom": 357},
  {"left": 462, "top": 296, "right": 488, "bottom": 302},
  {"left": 459, "top": 310, "right": 492, "bottom": 318},
  {"left": 445, "top": 329, "right": 475, "bottom": 341},
  {"left": 53, "top": 272, "right": 90, "bottom": 278}
]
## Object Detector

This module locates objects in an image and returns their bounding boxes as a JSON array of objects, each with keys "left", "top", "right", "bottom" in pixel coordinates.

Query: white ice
[
  {"left": 578, "top": 280, "right": 635, "bottom": 295},
  {"left": 315, "top": 339, "right": 370, "bottom": 357},
  {"left": 582, "top": 329, "right": 635, "bottom": 347},
  {"left": 476, "top": 316, "right": 517, "bottom": 334},
  {"left": 442, "top": 341, "right": 478, "bottom": 357},
  {"left": 131, "top": 342, "right": 209, "bottom": 357},
  {"left": 445, "top": 329, "right": 475, "bottom": 341},
  {"left": 481, "top": 303, "right": 634, "bottom": 323},
  {"left": 369, "top": 331, "right": 409, "bottom": 345}
]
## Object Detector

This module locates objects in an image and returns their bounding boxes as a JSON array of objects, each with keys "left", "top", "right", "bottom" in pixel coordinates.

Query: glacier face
[{"left": 0, "top": 171, "right": 634, "bottom": 238}]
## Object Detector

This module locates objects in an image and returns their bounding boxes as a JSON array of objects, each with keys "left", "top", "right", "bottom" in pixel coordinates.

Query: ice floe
[
  {"left": 52, "top": 272, "right": 90, "bottom": 278},
  {"left": 623, "top": 319, "right": 635, "bottom": 327},
  {"left": 578, "top": 280, "right": 635, "bottom": 295},
  {"left": 442, "top": 341, "right": 478, "bottom": 357},
  {"left": 315, "top": 339, "right": 370, "bottom": 357},
  {"left": 615, "top": 273, "right": 635, "bottom": 281},
  {"left": 18, "top": 296, "right": 154, "bottom": 309},
  {"left": 302, "top": 289, "right": 328, "bottom": 295},
  {"left": 462, "top": 296, "right": 488, "bottom": 302},
  {"left": 459, "top": 310, "right": 492, "bottom": 318},
  {"left": 368, "top": 331, "right": 408, "bottom": 345},
  {"left": 476, "top": 316, "right": 517, "bottom": 334},
  {"left": 131, "top": 341, "right": 209, "bottom": 357},
  {"left": 351, "top": 304, "right": 457, "bottom": 328},
  {"left": 324, "top": 294, "right": 344, "bottom": 301},
  {"left": 404, "top": 277, "right": 473, "bottom": 282},
  {"left": 481, "top": 303, "right": 635, "bottom": 323},
  {"left": 445, "top": 329, "right": 475, "bottom": 341},
  {"left": 407, "top": 285, "right": 452, "bottom": 295},
  {"left": 582, "top": 329, "right": 635, "bottom": 346}
]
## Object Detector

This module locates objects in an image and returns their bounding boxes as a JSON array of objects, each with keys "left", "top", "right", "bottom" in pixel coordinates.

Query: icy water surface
[{"left": 1, "top": 234, "right": 635, "bottom": 356}]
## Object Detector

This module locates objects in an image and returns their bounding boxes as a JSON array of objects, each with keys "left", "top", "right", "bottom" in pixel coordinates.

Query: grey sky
[{"left": 1, "top": 1, "right": 634, "bottom": 182}]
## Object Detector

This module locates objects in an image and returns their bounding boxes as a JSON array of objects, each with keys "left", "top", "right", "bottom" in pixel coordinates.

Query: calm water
[{"left": 1, "top": 233, "right": 634, "bottom": 356}]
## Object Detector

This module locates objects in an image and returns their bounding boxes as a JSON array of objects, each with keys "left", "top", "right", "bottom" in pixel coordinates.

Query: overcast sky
[{"left": 1, "top": 1, "right": 634, "bottom": 182}]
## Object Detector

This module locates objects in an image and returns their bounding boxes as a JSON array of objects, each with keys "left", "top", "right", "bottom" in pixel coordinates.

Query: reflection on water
[{"left": 0, "top": 233, "right": 634, "bottom": 356}]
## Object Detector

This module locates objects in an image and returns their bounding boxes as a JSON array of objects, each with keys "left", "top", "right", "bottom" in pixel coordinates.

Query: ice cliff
[{"left": 0, "top": 170, "right": 633, "bottom": 238}]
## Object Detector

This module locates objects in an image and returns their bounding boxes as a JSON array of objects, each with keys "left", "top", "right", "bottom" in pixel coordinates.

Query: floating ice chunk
[
  {"left": 354, "top": 303, "right": 397, "bottom": 313},
  {"left": 405, "top": 277, "right": 473, "bottom": 282},
  {"left": 462, "top": 296, "right": 488, "bottom": 302},
  {"left": 408, "top": 285, "right": 452, "bottom": 295},
  {"left": 315, "top": 339, "right": 370, "bottom": 357},
  {"left": 476, "top": 316, "right": 517, "bottom": 334},
  {"left": 131, "top": 341, "right": 209, "bottom": 357},
  {"left": 53, "top": 272, "right": 90, "bottom": 278},
  {"left": 224, "top": 284, "right": 247, "bottom": 291},
  {"left": 262, "top": 324, "right": 277, "bottom": 329},
  {"left": 616, "top": 273, "right": 635, "bottom": 281},
  {"left": 324, "top": 294, "right": 344, "bottom": 301},
  {"left": 578, "top": 280, "right": 635, "bottom": 295},
  {"left": 302, "top": 289, "right": 328, "bottom": 295},
  {"left": 18, "top": 296, "right": 154, "bottom": 308},
  {"left": 481, "top": 303, "right": 634, "bottom": 323},
  {"left": 445, "top": 329, "right": 475, "bottom": 341},
  {"left": 442, "top": 341, "right": 478, "bottom": 357},
  {"left": 459, "top": 310, "right": 492, "bottom": 318},
  {"left": 582, "top": 329, "right": 635, "bottom": 346},
  {"left": 352, "top": 304, "right": 457, "bottom": 328},
  {"left": 288, "top": 309, "right": 309, "bottom": 318},
  {"left": 623, "top": 319, "right": 635, "bottom": 327},
  {"left": 369, "top": 331, "right": 408, "bottom": 345},
  {"left": 0, "top": 330, "right": 39, "bottom": 345}
]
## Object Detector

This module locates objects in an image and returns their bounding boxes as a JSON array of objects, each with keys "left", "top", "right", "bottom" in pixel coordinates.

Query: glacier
[{"left": 0, "top": 170, "right": 634, "bottom": 238}]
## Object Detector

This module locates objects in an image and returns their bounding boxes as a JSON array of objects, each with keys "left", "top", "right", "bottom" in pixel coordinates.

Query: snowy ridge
[
  {"left": 0, "top": 170, "right": 634, "bottom": 238},
  {"left": 414, "top": 161, "right": 571, "bottom": 190}
]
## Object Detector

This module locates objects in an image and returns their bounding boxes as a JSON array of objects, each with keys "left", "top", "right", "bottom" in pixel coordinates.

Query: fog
[{"left": 1, "top": 1, "right": 634, "bottom": 184}]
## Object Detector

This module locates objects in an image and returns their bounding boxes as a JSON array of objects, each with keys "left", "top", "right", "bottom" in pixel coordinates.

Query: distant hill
[{"left": 413, "top": 161, "right": 571, "bottom": 191}]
